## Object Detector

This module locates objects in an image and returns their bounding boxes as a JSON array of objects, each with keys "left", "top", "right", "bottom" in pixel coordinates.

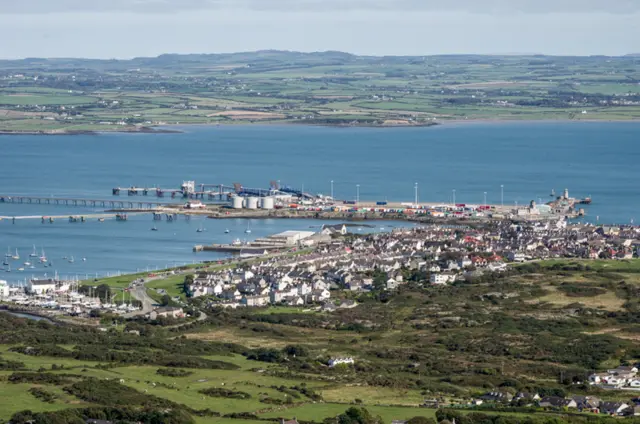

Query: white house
[
  {"left": 508, "top": 252, "right": 527, "bottom": 262},
  {"left": 430, "top": 273, "right": 455, "bottom": 285},
  {"left": 328, "top": 357, "right": 354, "bottom": 367},
  {"left": 27, "top": 279, "right": 57, "bottom": 295},
  {"left": 0, "top": 280, "right": 9, "bottom": 297}
]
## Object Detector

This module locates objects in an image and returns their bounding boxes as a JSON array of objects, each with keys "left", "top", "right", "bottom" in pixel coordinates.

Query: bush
[
  {"left": 28, "top": 387, "right": 58, "bottom": 403},
  {"left": 156, "top": 368, "right": 194, "bottom": 377},
  {"left": 199, "top": 388, "right": 251, "bottom": 399}
]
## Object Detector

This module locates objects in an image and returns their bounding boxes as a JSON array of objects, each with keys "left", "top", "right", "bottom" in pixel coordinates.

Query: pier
[
  {"left": 112, "top": 182, "right": 236, "bottom": 199},
  {"left": 0, "top": 195, "right": 178, "bottom": 209}
]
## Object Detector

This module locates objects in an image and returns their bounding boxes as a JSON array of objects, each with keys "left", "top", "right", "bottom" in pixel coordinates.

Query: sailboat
[
  {"left": 68, "top": 256, "right": 75, "bottom": 263},
  {"left": 5, "top": 247, "right": 11, "bottom": 258},
  {"left": 245, "top": 221, "right": 252, "bottom": 234},
  {"left": 224, "top": 228, "right": 230, "bottom": 234},
  {"left": 29, "top": 245, "right": 38, "bottom": 257},
  {"left": 151, "top": 225, "right": 158, "bottom": 231},
  {"left": 39, "top": 249, "right": 47, "bottom": 263},
  {"left": 5, "top": 265, "right": 10, "bottom": 273},
  {"left": 12, "top": 249, "right": 19, "bottom": 260},
  {"left": 196, "top": 223, "right": 205, "bottom": 233},
  {"left": 24, "top": 261, "right": 31, "bottom": 266},
  {"left": 2, "top": 259, "right": 8, "bottom": 266}
]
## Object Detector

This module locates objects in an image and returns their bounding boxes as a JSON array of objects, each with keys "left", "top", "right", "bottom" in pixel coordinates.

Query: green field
[{"left": 0, "top": 52, "right": 638, "bottom": 133}]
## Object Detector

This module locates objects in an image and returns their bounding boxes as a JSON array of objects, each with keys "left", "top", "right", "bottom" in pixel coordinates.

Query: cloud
[{"left": 1, "top": 0, "right": 638, "bottom": 14}]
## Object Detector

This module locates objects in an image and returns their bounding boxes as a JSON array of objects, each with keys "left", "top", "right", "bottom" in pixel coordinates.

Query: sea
[{"left": 0, "top": 122, "right": 638, "bottom": 284}]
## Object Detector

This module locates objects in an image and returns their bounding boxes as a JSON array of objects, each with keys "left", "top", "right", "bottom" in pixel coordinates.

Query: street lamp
[
  {"left": 452, "top": 189, "right": 456, "bottom": 206},
  {"left": 330, "top": 180, "right": 334, "bottom": 199},
  {"left": 414, "top": 182, "right": 418, "bottom": 206},
  {"left": 484, "top": 192, "right": 487, "bottom": 208},
  {"left": 356, "top": 184, "right": 360, "bottom": 205}
]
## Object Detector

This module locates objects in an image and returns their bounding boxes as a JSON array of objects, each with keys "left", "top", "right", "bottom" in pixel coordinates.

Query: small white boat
[
  {"left": 29, "top": 245, "right": 38, "bottom": 257},
  {"left": 28, "top": 265, "right": 35, "bottom": 269},
  {"left": 17, "top": 267, "right": 24, "bottom": 272},
  {"left": 68, "top": 256, "right": 75, "bottom": 263},
  {"left": 82, "top": 258, "right": 87, "bottom": 262},
  {"left": 11, "top": 249, "right": 19, "bottom": 260},
  {"left": 5, "top": 247, "right": 11, "bottom": 258},
  {"left": 24, "top": 261, "right": 31, "bottom": 266},
  {"left": 151, "top": 226, "right": 158, "bottom": 231},
  {"left": 39, "top": 249, "right": 47, "bottom": 263},
  {"left": 245, "top": 221, "right": 252, "bottom": 234},
  {"left": 224, "top": 228, "right": 230, "bottom": 234}
]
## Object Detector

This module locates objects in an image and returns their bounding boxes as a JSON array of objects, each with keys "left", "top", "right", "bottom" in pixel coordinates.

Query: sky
[{"left": 0, "top": 0, "right": 638, "bottom": 59}]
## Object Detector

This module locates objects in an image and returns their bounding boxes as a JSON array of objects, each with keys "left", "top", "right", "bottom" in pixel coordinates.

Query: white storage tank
[
  {"left": 232, "top": 196, "right": 244, "bottom": 209},
  {"left": 246, "top": 197, "right": 259, "bottom": 209},
  {"left": 261, "top": 197, "right": 275, "bottom": 210}
]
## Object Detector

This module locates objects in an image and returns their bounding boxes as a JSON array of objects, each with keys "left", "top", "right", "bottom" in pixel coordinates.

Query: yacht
[
  {"left": 29, "top": 245, "right": 38, "bottom": 257},
  {"left": 245, "top": 221, "right": 252, "bottom": 234},
  {"left": 24, "top": 261, "right": 31, "bottom": 266},
  {"left": 39, "top": 249, "right": 47, "bottom": 263},
  {"left": 68, "top": 256, "right": 75, "bottom": 263},
  {"left": 224, "top": 228, "right": 230, "bottom": 234},
  {"left": 17, "top": 267, "right": 24, "bottom": 272},
  {"left": 2, "top": 259, "right": 8, "bottom": 266},
  {"left": 82, "top": 258, "right": 87, "bottom": 262},
  {"left": 11, "top": 249, "right": 19, "bottom": 260}
]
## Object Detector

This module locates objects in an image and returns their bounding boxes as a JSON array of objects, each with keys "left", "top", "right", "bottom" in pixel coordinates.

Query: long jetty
[{"left": 0, "top": 195, "right": 175, "bottom": 209}]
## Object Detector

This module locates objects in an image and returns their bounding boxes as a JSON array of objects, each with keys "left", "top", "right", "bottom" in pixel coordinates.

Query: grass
[
  {"left": 535, "top": 259, "right": 640, "bottom": 272},
  {"left": 0, "top": 94, "right": 96, "bottom": 106},
  {"left": 0, "top": 383, "right": 85, "bottom": 420},
  {"left": 259, "top": 403, "right": 437, "bottom": 422}
]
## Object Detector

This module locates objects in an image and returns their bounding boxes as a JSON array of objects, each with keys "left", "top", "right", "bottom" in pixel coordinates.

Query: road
[{"left": 124, "top": 274, "right": 208, "bottom": 323}]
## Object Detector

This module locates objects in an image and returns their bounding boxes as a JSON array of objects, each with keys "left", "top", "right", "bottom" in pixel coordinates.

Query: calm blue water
[{"left": 0, "top": 122, "right": 638, "bottom": 282}]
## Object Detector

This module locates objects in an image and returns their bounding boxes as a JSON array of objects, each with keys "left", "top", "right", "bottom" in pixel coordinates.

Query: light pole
[
  {"left": 484, "top": 191, "right": 487, "bottom": 208},
  {"left": 414, "top": 182, "right": 418, "bottom": 206},
  {"left": 356, "top": 184, "right": 360, "bottom": 205},
  {"left": 452, "top": 189, "right": 456, "bottom": 206},
  {"left": 500, "top": 185, "right": 504, "bottom": 207},
  {"left": 330, "top": 180, "right": 334, "bottom": 199}
]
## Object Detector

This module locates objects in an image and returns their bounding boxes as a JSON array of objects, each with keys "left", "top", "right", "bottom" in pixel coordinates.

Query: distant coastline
[
  {"left": 1, "top": 118, "right": 639, "bottom": 136},
  {"left": 0, "top": 126, "right": 181, "bottom": 136}
]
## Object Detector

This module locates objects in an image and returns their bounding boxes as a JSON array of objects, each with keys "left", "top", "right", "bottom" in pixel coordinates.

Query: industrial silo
[
  {"left": 261, "top": 197, "right": 275, "bottom": 209},
  {"left": 232, "top": 196, "right": 244, "bottom": 209},
  {"left": 246, "top": 197, "right": 259, "bottom": 209}
]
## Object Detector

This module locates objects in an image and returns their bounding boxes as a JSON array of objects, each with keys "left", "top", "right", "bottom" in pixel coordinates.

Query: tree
[
  {"left": 95, "top": 284, "right": 111, "bottom": 302},
  {"left": 160, "top": 295, "right": 172, "bottom": 306},
  {"left": 183, "top": 274, "right": 194, "bottom": 297},
  {"left": 329, "top": 407, "right": 383, "bottom": 424}
]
